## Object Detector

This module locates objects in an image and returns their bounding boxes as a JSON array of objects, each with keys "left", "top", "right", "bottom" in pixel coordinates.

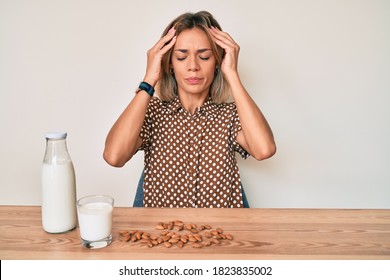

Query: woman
[{"left": 103, "top": 11, "right": 276, "bottom": 208}]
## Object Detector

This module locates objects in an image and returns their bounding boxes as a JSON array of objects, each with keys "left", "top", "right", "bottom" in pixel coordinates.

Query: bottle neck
[{"left": 43, "top": 138, "right": 71, "bottom": 164}]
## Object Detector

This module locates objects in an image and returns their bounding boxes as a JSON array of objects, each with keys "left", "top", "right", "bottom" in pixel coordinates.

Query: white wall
[{"left": 1, "top": 0, "right": 389, "bottom": 208}]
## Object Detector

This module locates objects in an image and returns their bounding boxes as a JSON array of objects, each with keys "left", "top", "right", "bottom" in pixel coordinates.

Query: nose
[{"left": 187, "top": 55, "right": 199, "bottom": 71}]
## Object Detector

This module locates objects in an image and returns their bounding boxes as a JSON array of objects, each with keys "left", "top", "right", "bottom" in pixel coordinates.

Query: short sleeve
[
  {"left": 138, "top": 97, "right": 160, "bottom": 152},
  {"left": 231, "top": 104, "right": 250, "bottom": 159}
]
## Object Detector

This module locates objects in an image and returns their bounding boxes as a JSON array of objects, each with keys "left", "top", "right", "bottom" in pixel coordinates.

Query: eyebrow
[{"left": 174, "top": 48, "right": 212, "bottom": 53}]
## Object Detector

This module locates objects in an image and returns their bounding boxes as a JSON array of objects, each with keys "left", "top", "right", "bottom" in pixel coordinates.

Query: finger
[
  {"left": 160, "top": 35, "right": 177, "bottom": 54},
  {"left": 211, "top": 35, "right": 237, "bottom": 54},
  {"left": 210, "top": 31, "right": 240, "bottom": 56},
  {"left": 212, "top": 36, "right": 233, "bottom": 49},
  {"left": 212, "top": 36, "right": 239, "bottom": 56},
  {"left": 151, "top": 28, "right": 176, "bottom": 51},
  {"left": 211, "top": 28, "right": 234, "bottom": 42},
  {"left": 210, "top": 27, "right": 237, "bottom": 46}
]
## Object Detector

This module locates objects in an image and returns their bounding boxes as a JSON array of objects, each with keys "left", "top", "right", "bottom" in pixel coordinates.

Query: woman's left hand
[{"left": 209, "top": 27, "right": 240, "bottom": 76}]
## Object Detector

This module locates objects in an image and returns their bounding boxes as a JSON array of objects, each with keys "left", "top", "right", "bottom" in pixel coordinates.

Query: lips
[{"left": 185, "top": 77, "right": 203, "bottom": 85}]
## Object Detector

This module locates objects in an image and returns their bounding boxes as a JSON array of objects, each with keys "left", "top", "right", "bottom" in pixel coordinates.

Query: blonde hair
[{"left": 158, "top": 11, "right": 231, "bottom": 104}]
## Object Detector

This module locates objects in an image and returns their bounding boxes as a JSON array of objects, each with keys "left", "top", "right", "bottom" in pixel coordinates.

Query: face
[{"left": 171, "top": 27, "right": 216, "bottom": 98}]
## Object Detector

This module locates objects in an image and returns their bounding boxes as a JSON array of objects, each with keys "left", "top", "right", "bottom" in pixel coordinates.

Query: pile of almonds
[{"left": 118, "top": 220, "right": 233, "bottom": 248}]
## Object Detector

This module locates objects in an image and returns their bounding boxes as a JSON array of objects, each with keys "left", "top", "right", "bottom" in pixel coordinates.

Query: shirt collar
[{"left": 164, "top": 96, "right": 219, "bottom": 118}]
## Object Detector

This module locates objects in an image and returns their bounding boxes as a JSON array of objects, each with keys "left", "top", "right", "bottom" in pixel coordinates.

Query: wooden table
[{"left": 0, "top": 206, "right": 389, "bottom": 260}]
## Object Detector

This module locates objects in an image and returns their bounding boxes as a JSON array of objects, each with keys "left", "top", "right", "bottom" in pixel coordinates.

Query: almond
[
  {"left": 119, "top": 230, "right": 129, "bottom": 236},
  {"left": 211, "top": 238, "right": 221, "bottom": 244},
  {"left": 226, "top": 234, "right": 233, "bottom": 240},
  {"left": 194, "top": 234, "right": 202, "bottom": 242},
  {"left": 169, "top": 238, "right": 180, "bottom": 243},
  {"left": 188, "top": 236, "right": 197, "bottom": 242},
  {"left": 185, "top": 224, "right": 192, "bottom": 230}
]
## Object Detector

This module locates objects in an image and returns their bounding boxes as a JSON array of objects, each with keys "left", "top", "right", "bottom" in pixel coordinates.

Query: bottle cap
[{"left": 45, "top": 132, "right": 67, "bottom": 140}]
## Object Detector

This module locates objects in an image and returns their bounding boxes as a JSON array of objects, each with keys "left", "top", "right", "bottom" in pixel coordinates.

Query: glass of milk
[{"left": 77, "top": 195, "right": 114, "bottom": 249}]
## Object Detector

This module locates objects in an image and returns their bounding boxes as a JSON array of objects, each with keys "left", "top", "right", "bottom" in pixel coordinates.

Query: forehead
[{"left": 175, "top": 27, "right": 212, "bottom": 49}]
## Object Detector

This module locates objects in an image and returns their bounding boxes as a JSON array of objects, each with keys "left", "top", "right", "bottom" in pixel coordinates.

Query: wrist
[
  {"left": 224, "top": 70, "right": 240, "bottom": 85},
  {"left": 142, "top": 76, "right": 158, "bottom": 88}
]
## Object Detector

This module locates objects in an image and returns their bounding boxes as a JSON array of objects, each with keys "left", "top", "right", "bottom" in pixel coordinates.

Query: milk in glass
[
  {"left": 78, "top": 201, "right": 113, "bottom": 241},
  {"left": 77, "top": 195, "right": 114, "bottom": 249}
]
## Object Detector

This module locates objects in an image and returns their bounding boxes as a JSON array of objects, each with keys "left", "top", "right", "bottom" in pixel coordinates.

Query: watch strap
[{"left": 137, "top": 81, "right": 155, "bottom": 96}]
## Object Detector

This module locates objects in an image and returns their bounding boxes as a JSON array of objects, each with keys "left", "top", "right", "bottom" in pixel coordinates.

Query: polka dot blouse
[{"left": 138, "top": 96, "right": 250, "bottom": 208}]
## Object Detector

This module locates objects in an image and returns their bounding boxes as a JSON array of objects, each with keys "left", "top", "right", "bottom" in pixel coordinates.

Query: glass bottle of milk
[{"left": 41, "top": 132, "right": 77, "bottom": 233}]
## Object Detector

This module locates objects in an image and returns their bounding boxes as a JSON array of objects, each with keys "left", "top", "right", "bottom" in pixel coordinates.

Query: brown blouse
[{"left": 138, "top": 96, "right": 249, "bottom": 208}]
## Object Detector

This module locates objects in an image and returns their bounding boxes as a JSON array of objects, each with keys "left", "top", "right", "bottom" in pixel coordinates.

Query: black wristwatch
[{"left": 136, "top": 81, "right": 155, "bottom": 96}]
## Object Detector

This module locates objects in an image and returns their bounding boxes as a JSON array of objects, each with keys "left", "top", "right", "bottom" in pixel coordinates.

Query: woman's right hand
[{"left": 143, "top": 27, "right": 176, "bottom": 86}]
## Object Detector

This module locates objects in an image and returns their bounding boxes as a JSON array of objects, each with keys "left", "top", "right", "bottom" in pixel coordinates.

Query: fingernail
[{"left": 169, "top": 26, "right": 176, "bottom": 33}]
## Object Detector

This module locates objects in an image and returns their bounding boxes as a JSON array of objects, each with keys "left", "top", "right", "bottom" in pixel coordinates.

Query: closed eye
[
  {"left": 174, "top": 48, "right": 212, "bottom": 62},
  {"left": 176, "top": 56, "right": 210, "bottom": 61}
]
